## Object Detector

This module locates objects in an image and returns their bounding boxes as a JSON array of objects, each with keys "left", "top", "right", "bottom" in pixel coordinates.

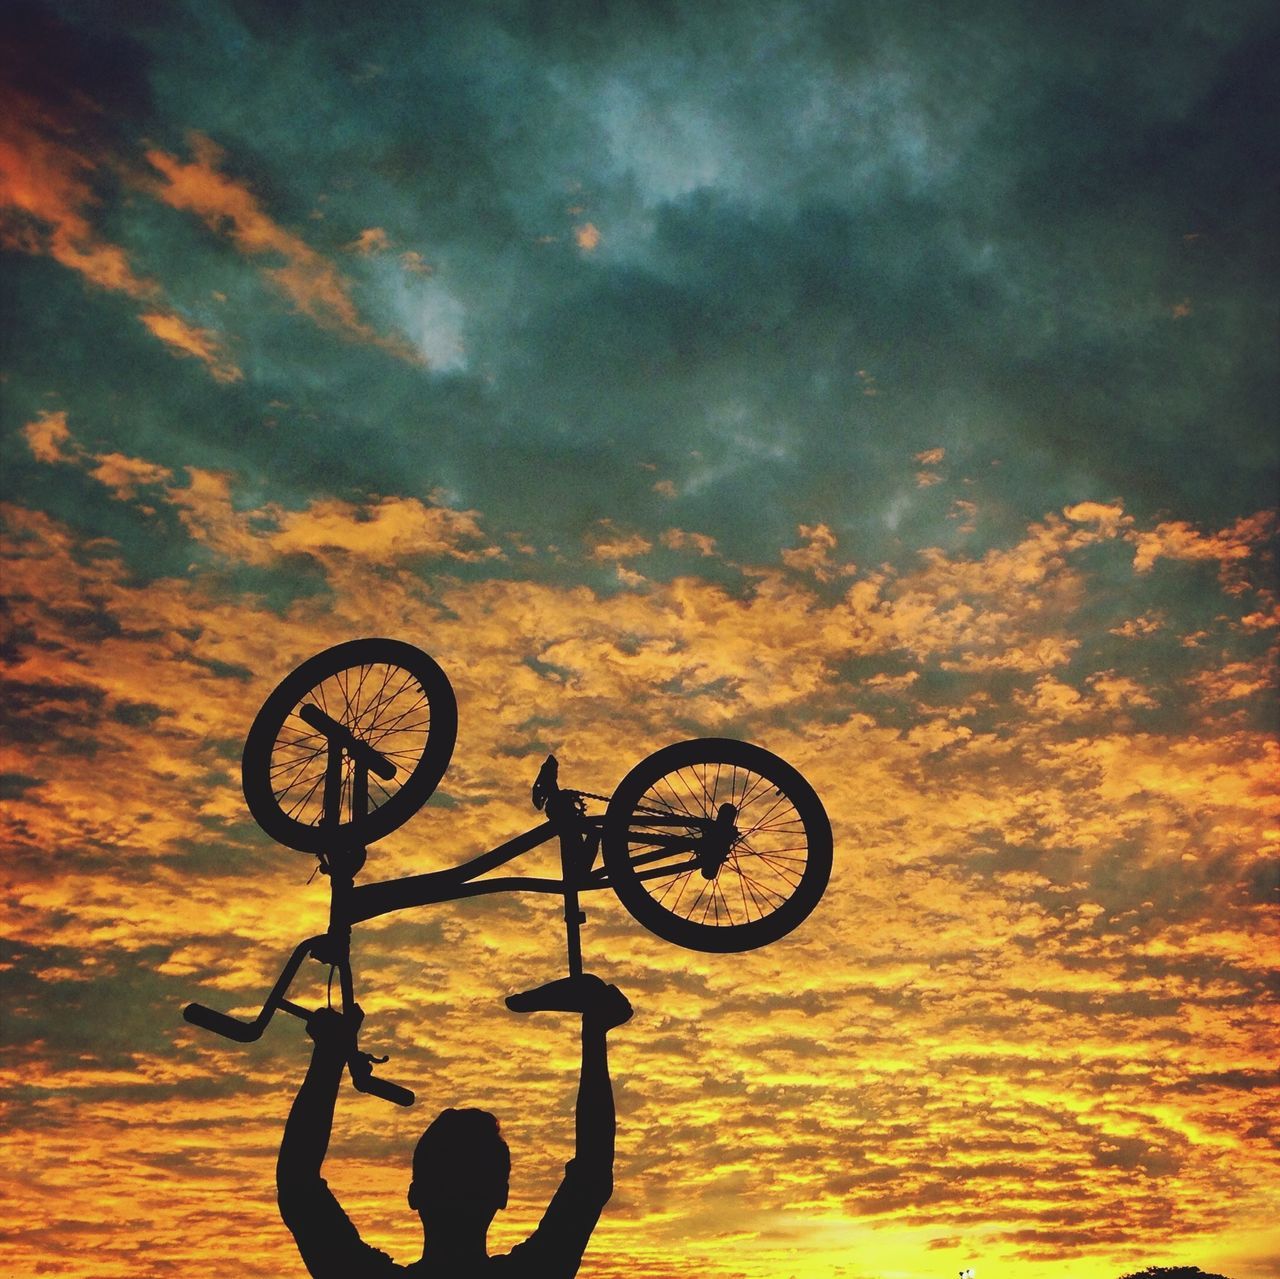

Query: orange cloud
[
  {"left": 146, "top": 134, "right": 421, "bottom": 363},
  {"left": 86, "top": 452, "right": 175, "bottom": 501},
  {"left": 0, "top": 87, "right": 153, "bottom": 299},
  {"left": 948, "top": 497, "right": 978, "bottom": 533},
  {"left": 1110, "top": 611, "right": 1164, "bottom": 638},
  {"left": 588, "top": 521, "right": 653, "bottom": 562},
  {"left": 575, "top": 222, "right": 601, "bottom": 252},
  {"left": 1063, "top": 499, "right": 1131, "bottom": 535},
  {"left": 0, "top": 90, "right": 243, "bottom": 384},
  {"left": 20, "top": 409, "right": 75, "bottom": 463},
  {"left": 780, "top": 522, "right": 853, "bottom": 581},
  {"left": 1131, "top": 510, "right": 1276, "bottom": 587},
  {"left": 660, "top": 528, "right": 717, "bottom": 557},
  {"left": 347, "top": 226, "right": 391, "bottom": 254},
  {"left": 162, "top": 468, "right": 499, "bottom": 570},
  {"left": 4, "top": 473, "right": 1279, "bottom": 1279},
  {"left": 138, "top": 311, "right": 242, "bottom": 382},
  {"left": 399, "top": 250, "right": 433, "bottom": 275}
]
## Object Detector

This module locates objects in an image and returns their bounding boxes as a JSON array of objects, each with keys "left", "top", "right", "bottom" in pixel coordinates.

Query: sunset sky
[{"left": 1, "top": 3, "right": 1277, "bottom": 1277}]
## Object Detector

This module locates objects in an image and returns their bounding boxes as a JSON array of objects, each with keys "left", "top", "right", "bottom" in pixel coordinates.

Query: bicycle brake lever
[{"left": 349, "top": 1051, "right": 414, "bottom": 1106}]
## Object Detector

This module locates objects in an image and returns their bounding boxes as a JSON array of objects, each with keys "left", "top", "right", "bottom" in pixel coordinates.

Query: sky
[{"left": 1, "top": 1, "right": 1277, "bottom": 1276}]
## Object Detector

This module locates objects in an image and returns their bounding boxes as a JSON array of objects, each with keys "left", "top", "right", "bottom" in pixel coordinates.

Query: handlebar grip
[
  {"left": 183, "top": 1002, "right": 263, "bottom": 1043},
  {"left": 353, "top": 1071, "right": 415, "bottom": 1107}
]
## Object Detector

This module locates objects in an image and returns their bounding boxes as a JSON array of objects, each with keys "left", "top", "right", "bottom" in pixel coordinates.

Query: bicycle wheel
[
  {"left": 241, "top": 638, "right": 457, "bottom": 854},
  {"left": 601, "top": 739, "right": 831, "bottom": 952}
]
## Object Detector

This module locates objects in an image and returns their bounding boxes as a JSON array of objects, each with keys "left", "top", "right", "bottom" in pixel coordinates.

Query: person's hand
[
  {"left": 583, "top": 978, "right": 633, "bottom": 1032},
  {"left": 506, "top": 974, "right": 633, "bottom": 1031},
  {"left": 306, "top": 1004, "right": 363, "bottom": 1058}
]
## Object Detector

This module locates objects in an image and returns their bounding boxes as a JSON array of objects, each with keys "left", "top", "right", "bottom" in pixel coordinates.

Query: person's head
[{"left": 408, "top": 1108, "right": 510, "bottom": 1230}]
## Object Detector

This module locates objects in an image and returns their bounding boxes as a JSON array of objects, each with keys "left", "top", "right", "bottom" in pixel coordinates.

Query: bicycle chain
[{"left": 569, "top": 788, "right": 689, "bottom": 821}]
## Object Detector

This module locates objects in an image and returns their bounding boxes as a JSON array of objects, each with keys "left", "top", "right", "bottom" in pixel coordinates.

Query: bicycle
[{"left": 183, "top": 638, "right": 832, "bottom": 1105}]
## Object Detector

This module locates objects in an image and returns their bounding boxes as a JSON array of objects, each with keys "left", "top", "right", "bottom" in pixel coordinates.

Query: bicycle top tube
[
  {"left": 346, "top": 819, "right": 560, "bottom": 924},
  {"left": 344, "top": 811, "right": 716, "bottom": 925}
]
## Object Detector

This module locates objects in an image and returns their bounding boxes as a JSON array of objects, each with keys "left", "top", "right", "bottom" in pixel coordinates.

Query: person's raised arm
[
  {"left": 573, "top": 979, "right": 632, "bottom": 1186},
  {"left": 505, "top": 975, "right": 632, "bottom": 1274},
  {"left": 505, "top": 974, "right": 632, "bottom": 1202},
  {"left": 277, "top": 1006, "right": 360, "bottom": 1195},
  {"left": 276, "top": 1007, "right": 393, "bottom": 1279}
]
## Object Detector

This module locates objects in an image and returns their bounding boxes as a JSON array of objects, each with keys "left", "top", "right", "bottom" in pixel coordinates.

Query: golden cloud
[
  {"left": 86, "top": 452, "right": 175, "bottom": 501},
  {"left": 0, "top": 86, "right": 153, "bottom": 299},
  {"left": 4, "top": 467, "right": 1279, "bottom": 1279},
  {"left": 20, "top": 409, "right": 74, "bottom": 464},
  {"left": 660, "top": 528, "right": 717, "bottom": 557},
  {"left": 1131, "top": 510, "right": 1277, "bottom": 588},
  {"left": 0, "top": 92, "right": 241, "bottom": 384},
  {"left": 146, "top": 133, "right": 421, "bottom": 364},
  {"left": 138, "top": 311, "right": 242, "bottom": 383},
  {"left": 587, "top": 521, "right": 653, "bottom": 562},
  {"left": 779, "top": 522, "right": 854, "bottom": 581}
]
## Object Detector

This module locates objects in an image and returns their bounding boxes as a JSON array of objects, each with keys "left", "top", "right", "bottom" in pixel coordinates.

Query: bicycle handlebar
[
  {"left": 183, "top": 1001, "right": 264, "bottom": 1042},
  {"left": 299, "top": 702, "right": 397, "bottom": 779}
]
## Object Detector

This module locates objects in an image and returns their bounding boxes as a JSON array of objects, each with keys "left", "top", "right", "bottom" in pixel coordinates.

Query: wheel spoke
[{"left": 622, "top": 759, "right": 818, "bottom": 929}]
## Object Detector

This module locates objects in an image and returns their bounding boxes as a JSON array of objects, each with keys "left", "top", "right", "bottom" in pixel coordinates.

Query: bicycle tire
[
  {"left": 601, "top": 738, "right": 831, "bottom": 952},
  {"left": 241, "top": 638, "right": 456, "bottom": 854}
]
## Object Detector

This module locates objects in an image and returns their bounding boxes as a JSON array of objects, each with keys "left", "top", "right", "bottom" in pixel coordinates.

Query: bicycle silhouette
[{"left": 184, "top": 639, "right": 832, "bottom": 1105}]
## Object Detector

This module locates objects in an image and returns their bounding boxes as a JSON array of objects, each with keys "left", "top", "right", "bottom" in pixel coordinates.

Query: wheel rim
[
  {"left": 623, "top": 758, "right": 815, "bottom": 932},
  {"left": 267, "top": 660, "right": 438, "bottom": 832},
  {"left": 243, "top": 639, "right": 456, "bottom": 854}
]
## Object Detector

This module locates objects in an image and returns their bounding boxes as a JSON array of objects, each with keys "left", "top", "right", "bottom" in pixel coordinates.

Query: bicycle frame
[{"left": 184, "top": 745, "right": 722, "bottom": 1105}]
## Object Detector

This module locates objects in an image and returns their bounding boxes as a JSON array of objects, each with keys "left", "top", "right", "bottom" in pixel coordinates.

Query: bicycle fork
[
  {"left": 182, "top": 924, "right": 414, "bottom": 1105},
  {"left": 183, "top": 712, "right": 414, "bottom": 1105}
]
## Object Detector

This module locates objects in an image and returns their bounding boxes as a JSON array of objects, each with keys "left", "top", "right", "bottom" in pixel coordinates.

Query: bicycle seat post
[{"left": 548, "top": 791, "right": 587, "bottom": 980}]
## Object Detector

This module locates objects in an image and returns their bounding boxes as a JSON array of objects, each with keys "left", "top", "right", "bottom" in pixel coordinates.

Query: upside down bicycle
[{"left": 184, "top": 638, "right": 832, "bottom": 1105}]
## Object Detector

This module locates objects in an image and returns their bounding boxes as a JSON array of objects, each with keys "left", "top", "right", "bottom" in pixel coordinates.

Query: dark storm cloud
[{"left": 6, "top": 0, "right": 1273, "bottom": 572}]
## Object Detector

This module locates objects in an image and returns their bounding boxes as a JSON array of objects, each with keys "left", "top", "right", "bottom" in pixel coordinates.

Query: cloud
[
  {"left": 660, "top": 528, "right": 717, "bottom": 557},
  {"left": 779, "top": 522, "right": 854, "bottom": 581},
  {"left": 3, "top": 6, "right": 1277, "bottom": 1273},
  {"left": 163, "top": 468, "right": 500, "bottom": 570},
  {"left": 3, "top": 477, "right": 1278, "bottom": 1276},
  {"left": 1131, "top": 511, "right": 1277, "bottom": 588},
  {"left": 20, "top": 409, "right": 74, "bottom": 464},
  {"left": 399, "top": 250, "right": 433, "bottom": 275},
  {"left": 86, "top": 452, "right": 175, "bottom": 501},
  {"left": 0, "top": 85, "right": 153, "bottom": 298},
  {"left": 138, "top": 312, "right": 242, "bottom": 382},
  {"left": 0, "top": 85, "right": 243, "bottom": 385},
  {"left": 588, "top": 521, "right": 653, "bottom": 562},
  {"left": 146, "top": 133, "right": 422, "bottom": 364},
  {"left": 346, "top": 226, "right": 391, "bottom": 254}
]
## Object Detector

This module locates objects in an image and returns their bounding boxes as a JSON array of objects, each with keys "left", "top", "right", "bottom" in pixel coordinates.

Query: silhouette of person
[{"left": 277, "top": 973, "right": 632, "bottom": 1276}]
